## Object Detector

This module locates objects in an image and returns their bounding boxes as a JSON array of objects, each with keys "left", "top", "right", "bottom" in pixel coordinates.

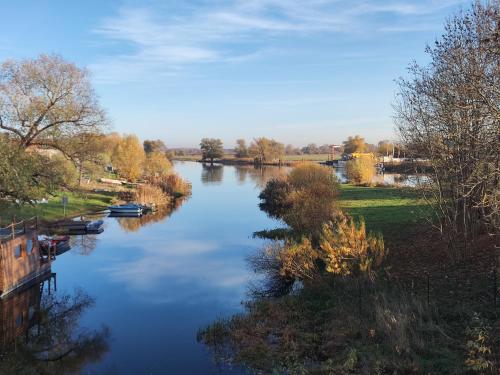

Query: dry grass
[{"left": 131, "top": 184, "right": 170, "bottom": 206}]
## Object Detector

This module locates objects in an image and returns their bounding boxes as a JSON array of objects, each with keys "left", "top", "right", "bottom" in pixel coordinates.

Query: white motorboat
[{"left": 108, "top": 204, "right": 143, "bottom": 214}]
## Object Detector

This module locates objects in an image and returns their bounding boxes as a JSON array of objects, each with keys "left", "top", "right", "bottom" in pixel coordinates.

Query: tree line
[
  {"left": 0, "top": 54, "right": 181, "bottom": 203},
  {"left": 198, "top": 135, "right": 405, "bottom": 163}
]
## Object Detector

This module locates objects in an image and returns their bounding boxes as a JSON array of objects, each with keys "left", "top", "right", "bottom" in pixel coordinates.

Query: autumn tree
[
  {"left": 394, "top": 1, "right": 500, "bottom": 253},
  {"left": 234, "top": 139, "right": 249, "bottom": 158},
  {"left": 143, "top": 139, "right": 167, "bottom": 154},
  {"left": 342, "top": 135, "right": 366, "bottom": 155},
  {"left": 0, "top": 54, "right": 106, "bottom": 154},
  {"left": 249, "top": 137, "right": 285, "bottom": 164},
  {"left": 144, "top": 151, "right": 172, "bottom": 177},
  {"left": 345, "top": 155, "right": 376, "bottom": 185},
  {"left": 112, "top": 134, "right": 145, "bottom": 181},
  {"left": 200, "top": 138, "right": 224, "bottom": 163}
]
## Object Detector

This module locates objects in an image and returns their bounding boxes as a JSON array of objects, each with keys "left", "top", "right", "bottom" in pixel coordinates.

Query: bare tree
[
  {"left": 394, "top": 1, "right": 499, "bottom": 258},
  {"left": 0, "top": 54, "right": 106, "bottom": 153}
]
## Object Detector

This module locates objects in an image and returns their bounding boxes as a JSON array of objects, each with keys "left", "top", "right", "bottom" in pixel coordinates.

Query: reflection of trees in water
[
  {"left": 72, "top": 234, "right": 98, "bottom": 256},
  {"left": 0, "top": 278, "right": 110, "bottom": 374},
  {"left": 201, "top": 163, "right": 223, "bottom": 184},
  {"left": 116, "top": 199, "right": 186, "bottom": 233},
  {"left": 234, "top": 165, "right": 288, "bottom": 189}
]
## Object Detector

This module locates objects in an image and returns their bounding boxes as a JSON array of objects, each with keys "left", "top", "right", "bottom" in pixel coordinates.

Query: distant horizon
[{"left": 1, "top": 0, "right": 472, "bottom": 147}]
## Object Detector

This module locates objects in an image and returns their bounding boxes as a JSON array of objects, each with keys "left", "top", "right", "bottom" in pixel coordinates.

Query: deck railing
[{"left": 0, "top": 217, "right": 39, "bottom": 242}]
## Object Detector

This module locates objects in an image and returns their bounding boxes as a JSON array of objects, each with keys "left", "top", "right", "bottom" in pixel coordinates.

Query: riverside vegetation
[
  {"left": 0, "top": 55, "right": 190, "bottom": 222},
  {"left": 198, "top": 3, "right": 499, "bottom": 374}
]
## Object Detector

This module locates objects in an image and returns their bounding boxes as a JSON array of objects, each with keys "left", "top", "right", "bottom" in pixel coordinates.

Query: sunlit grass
[
  {"left": 0, "top": 191, "right": 116, "bottom": 224},
  {"left": 339, "top": 184, "right": 430, "bottom": 237}
]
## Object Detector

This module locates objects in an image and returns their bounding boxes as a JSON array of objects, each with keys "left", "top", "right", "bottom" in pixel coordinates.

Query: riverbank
[
  {"left": 0, "top": 190, "right": 117, "bottom": 224},
  {"left": 172, "top": 153, "right": 335, "bottom": 165}
]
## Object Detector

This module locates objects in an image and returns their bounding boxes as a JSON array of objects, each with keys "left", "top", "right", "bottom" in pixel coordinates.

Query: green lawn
[
  {"left": 339, "top": 184, "right": 431, "bottom": 238},
  {"left": 0, "top": 191, "right": 117, "bottom": 224}
]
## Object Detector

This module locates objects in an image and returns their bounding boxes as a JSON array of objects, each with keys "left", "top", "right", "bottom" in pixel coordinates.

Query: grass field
[
  {"left": 0, "top": 191, "right": 117, "bottom": 224},
  {"left": 339, "top": 184, "right": 430, "bottom": 238}
]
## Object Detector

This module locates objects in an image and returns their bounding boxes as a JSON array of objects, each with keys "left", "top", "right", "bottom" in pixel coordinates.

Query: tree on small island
[{"left": 200, "top": 138, "right": 224, "bottom": 163}]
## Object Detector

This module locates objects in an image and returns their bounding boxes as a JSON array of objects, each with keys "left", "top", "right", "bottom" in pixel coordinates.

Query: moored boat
[
  {"left": 86, "top": 220, "right": 104, "bottom": 233},
  {"left": 108, "top": 204, "right": 143, "bottom": 214},
  {"left": 38, "top": 235, "right": 71, "bottom": 255}
]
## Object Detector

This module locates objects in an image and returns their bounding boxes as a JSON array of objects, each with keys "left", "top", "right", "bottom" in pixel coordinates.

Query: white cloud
[{"left": 90, "top": 0, "right": 468, "bottom": 83}]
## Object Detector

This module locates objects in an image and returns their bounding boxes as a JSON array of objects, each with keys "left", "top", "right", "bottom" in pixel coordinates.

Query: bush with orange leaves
[{"left": 278, "top": 212, "right": 385, "bottom": 282}]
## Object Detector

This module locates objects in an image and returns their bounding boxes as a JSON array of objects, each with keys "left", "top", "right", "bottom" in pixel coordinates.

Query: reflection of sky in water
[{"left": 52, "top": 162, "right": 280, "bottom": 374}]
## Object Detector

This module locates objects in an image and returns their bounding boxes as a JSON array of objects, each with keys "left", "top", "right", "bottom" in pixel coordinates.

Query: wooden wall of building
[{"left": 0, "top": 233, "right": 50, "bottom": 296}]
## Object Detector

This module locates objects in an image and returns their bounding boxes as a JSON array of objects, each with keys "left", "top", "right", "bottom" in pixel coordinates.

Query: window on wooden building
[
  {"left": 26, "top": 238, "right": 34, "bottom": 254},
  {"left": 14, "top": 244, "right": 23, "bottom": 258}
]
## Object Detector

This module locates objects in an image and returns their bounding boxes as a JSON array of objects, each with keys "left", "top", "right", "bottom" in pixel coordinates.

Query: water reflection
[
  {"left": 201, "top": 163, "right": 224, "bottom": 185},
  {"left": 113, "top": 199, "right": 186, "bottom": 233},
  {"left": 72, "top": 234, "right": 99, "bottom": 256},
  {"left": 0, "top": 274, "right": 110, "bottom": 374},
  {"left": 233, "top": 165, "right": 289, "bottom": 189}
]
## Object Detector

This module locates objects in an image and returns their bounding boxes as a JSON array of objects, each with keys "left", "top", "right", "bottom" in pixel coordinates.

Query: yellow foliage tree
[
  {"left": 112, "top": 134, "right": 145, "bottom": 181},
  {"left": 144, "top": 151, "right": 172, "bottom": 177},
  {"left": 345, "top": 155, "right": 375, "bottom": 185},
  {"left": 343, "top": 135, "right": 366, "bottom": 154}
]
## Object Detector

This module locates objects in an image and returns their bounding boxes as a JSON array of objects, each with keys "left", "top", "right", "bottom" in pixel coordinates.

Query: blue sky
[{"left": 0, "top": 0, "right": 471, "bottom": 147}]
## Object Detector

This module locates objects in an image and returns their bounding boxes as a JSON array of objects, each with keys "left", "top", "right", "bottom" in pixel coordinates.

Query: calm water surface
[
  {"left": 3, "top": 162, "right": 420, "bottom": 373},
  {"left": 54, "top": 162, "right": 285, "bottom": 374}
]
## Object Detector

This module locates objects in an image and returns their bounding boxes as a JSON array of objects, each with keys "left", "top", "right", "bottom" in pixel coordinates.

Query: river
[
  {"left": 3, "top": 161, "right": 421, "bottom": 373},
  {"left": 51, "top": 162, "right": 286, "bottom": 374}
]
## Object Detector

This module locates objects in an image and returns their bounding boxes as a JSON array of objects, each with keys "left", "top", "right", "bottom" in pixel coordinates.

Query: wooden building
[
  {"left": 0, "top": 273, "right": 54, "bottom": 347},
  {"left": 0, "top": 219, "right": 51, "bottom": 297}
]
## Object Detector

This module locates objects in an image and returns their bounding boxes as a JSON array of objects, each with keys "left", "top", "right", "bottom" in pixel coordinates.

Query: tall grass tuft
[
  {"left": 146, "top": 173, "right": 192, "bottom": 198},
  {"left": 132, "top": 184, "right": 170, "bottom": 206}
]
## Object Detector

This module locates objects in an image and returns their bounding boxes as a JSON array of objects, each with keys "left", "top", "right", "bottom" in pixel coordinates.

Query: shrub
[
  {"left": 258, "top": 178, "right": 292, "bottom": 219},
  {"left": 259, "top": 162, "right": 340, "bottom": 237},
  {"left": 346, "top": 156, "right": 376, "bottom": 185},
  {"left": 145, "top": 173, "right": 192, "bottom": 198},
  {"left": 319, "top": 214, "right": 385, "bottom": 279},
  {"left": 132, "top": 184, "right": 170, "bottom": 206}
]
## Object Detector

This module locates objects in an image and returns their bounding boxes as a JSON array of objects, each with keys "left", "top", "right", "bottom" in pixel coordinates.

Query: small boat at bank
[
  {"left": 38, "top": 235, "right": 71, "bottom": 255},
  {"left": 86, "top": 220, "right": 104, "bottom": 233},
  {"left": 108, "top": 204, "right": 143, "bottom": 215},
  {"left": 48, "top": 219, "right": 104, "bottom": 234}
]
